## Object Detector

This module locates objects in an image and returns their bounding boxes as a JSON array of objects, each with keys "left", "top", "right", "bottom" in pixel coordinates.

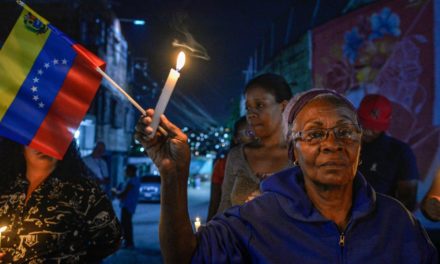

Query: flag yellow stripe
[{"left": 0, "top": 9, "right": 50, "bottom": 120}]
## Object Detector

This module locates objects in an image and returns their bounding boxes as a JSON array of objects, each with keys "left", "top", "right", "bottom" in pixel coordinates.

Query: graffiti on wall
[{"left": 312, "top": 0, "right": 438, "bottom": 188}]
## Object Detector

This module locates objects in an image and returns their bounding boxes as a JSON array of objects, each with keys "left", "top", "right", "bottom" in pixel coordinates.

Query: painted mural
[{"left": 312, "top": 0, "right": 438, "bottom": 201}]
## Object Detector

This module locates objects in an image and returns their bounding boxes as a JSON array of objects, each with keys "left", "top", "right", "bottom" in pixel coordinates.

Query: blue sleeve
[{"left": 192, "top": 207, "right": 251, "bottom": 264}]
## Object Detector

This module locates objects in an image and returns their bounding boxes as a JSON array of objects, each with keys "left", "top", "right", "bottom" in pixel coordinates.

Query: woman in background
[{"left": 217, "top": 73, "right": 292, "bottom": 213}]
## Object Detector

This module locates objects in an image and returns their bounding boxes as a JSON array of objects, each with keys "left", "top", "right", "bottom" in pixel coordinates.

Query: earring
[
  {"left": 358, "top": 160, "right": 363, "bottom": 166},
  {"left": 293, "top": 160, "right": 299, "bottom": 166}
]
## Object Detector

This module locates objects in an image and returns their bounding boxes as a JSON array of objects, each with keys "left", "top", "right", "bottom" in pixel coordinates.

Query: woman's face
[
  {"left": 292, "top": 99, "right": 361, "bottom": 187},
  {"left": 245, "top": 86, "right": 285, "bottom": 138},
  {"left": 24, "top": 147, "right": 57, "bottom": 169}
]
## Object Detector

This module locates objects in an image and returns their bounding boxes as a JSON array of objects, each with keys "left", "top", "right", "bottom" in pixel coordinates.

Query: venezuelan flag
[{"left": 0, "top": 7, "right": 105, "bottom": 159}]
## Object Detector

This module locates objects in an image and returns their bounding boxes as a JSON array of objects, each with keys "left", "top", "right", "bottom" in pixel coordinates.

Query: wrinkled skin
[{"left": 292, "top": 98, "right": 361, "bottom": 230}]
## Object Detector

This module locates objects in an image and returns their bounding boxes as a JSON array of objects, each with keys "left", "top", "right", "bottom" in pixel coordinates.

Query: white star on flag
[{"left": 30, "top": 57, "right": 70, "bottom": 112}]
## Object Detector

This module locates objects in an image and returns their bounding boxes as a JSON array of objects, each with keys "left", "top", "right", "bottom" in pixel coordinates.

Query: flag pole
[
  {"left": 16, "top": 1, "right": 49, "bottom": 25},
  {"left": 95, "top": 67, "right": 168, "bottom": 136}
]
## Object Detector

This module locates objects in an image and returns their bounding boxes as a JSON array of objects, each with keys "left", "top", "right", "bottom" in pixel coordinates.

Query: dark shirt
[
  {"left": 0, "top": 172, "right": 121, "bottom": 263},
  {"left": 359, "top": 133, "right": 419, "bottom": 196}
]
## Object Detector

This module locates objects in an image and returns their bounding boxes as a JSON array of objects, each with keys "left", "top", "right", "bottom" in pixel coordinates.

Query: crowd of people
[
  {"left": 135, "top": 85, "right": 439, "bottom": 263},
  {"left": 1, "top": 71, "right": 440, "bottom": 263}
]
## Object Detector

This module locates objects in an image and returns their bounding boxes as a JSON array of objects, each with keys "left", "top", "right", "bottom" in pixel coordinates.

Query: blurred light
[
  {"left": 119, "top": 18, "right": 146, "bottom": 26},
  {"left": 140, "top": 147, "right": 145, "bottom": 152},
  {"left": 74, "top": 130, "right": 80, "bottom": 139},
  {"left": 133, "top": 20, "right": 145, "bottom": 25}
]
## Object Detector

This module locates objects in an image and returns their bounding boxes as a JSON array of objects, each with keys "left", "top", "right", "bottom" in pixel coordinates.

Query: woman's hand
[{"left": 134, "top": 109, "right": 190, "bottom": 181}]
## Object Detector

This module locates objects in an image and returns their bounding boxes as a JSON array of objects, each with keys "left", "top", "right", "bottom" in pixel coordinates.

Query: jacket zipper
[{"left": 339, "top": 232, "right": 345, "bottom": 247}]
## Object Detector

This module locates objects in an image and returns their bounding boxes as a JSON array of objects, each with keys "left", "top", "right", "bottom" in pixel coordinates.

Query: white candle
[
  {"left": 150, "top": 51, "right": 186, "bottom": 136},
  {"left": 194, "top": 217, "right": 201, "bottom": 232},
  {"left": 0, "top": 226, "right": 6, "bottom": 249}
]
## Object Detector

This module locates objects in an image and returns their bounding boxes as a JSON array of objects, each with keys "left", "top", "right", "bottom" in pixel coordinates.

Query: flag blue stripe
[{"left": 0, "top": 30, "right": 76, "bottom": 145}]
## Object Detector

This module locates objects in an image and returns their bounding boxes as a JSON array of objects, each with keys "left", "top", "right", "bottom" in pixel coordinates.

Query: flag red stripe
[{"left": 29, "top": 51, "right": 103, "bottom": 159}]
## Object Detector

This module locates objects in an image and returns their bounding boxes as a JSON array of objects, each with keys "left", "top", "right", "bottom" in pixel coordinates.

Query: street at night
[{"left": 105, "top": 182, "right": 210, "bottom": 263}]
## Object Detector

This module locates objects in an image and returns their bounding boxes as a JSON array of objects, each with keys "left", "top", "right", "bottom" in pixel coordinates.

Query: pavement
[{"left": 103, "top": 182, "right": 210, "bottom": 264}]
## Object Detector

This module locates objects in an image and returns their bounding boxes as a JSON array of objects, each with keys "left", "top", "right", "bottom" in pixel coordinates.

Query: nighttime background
[
  {"left": 0, "top": 0, "right": 361, "bottom": 130},
  {"left": 0, "top": 0, "right": 439, "bottom": 262},
  {"left": 112, "top": 0, "right": 295, "bottom": 129}
]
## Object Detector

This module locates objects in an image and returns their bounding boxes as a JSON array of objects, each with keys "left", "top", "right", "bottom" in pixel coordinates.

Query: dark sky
[{"left": 113, "top": 0, "right": 294, "bottom": 129}]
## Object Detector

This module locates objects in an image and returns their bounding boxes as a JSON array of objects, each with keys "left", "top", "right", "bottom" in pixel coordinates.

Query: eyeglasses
[{"left": 292, "top": 124, "right": 362, "bottom": 145}]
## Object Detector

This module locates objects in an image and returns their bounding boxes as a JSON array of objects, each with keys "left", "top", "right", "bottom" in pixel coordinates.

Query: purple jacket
[{"left": 193, "top": 167, "right": 437, "bottom": 263}]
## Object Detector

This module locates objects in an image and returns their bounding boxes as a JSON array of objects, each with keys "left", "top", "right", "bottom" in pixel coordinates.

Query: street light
[{"left": 119, "top": 18, "right": 146, "bottom": 26}]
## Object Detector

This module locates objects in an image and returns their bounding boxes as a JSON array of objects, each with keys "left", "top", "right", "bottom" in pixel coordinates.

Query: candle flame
[
  {"left": 0, "top": 226, "right": 6, "bottom": 233},
  {"left": 176, "top": 51, "right": 186, "bottom": 71}
]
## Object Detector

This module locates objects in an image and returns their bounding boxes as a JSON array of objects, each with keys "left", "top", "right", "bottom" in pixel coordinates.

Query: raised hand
[{"left": 134, "top": 109, "right": 191, "bottom": 181}]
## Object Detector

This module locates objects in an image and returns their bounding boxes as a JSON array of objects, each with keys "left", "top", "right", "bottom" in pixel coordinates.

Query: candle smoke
[{"left": 172, "top": 12, "right": 210, "bottom": 61}]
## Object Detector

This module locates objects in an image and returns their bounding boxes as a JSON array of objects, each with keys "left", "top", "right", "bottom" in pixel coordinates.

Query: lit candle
[
  {"left": 0, "top": 226, "right": 6, "bottom": 250},
  {"left": 194, "top": 217, "right": 201, "bottom": 232},
  {"left": 150, "top": 51, "right": 186, "bottom": 136}
]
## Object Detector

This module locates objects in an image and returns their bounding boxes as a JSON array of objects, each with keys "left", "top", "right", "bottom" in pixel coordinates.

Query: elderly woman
[{"left": 135, "top": 89, "right": 437, "bottom": 263}]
